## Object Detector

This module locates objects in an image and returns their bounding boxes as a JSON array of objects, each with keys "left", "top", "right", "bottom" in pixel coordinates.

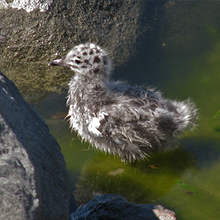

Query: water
[{"left": 3, "top": 1, "right": 220, "bottom": 219}]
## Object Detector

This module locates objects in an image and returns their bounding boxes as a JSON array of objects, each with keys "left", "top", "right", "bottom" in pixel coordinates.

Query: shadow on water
[
  {"left": 73, "top": 145, "right": 196, "bottom": 206},
  {"left": 183, "top": 137, "right": 220, "bottom": 169}
]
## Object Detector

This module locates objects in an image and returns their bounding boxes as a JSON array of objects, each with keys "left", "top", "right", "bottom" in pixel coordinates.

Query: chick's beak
[{"left": 48, "top": 58, "right": 69, "bottom": 67}]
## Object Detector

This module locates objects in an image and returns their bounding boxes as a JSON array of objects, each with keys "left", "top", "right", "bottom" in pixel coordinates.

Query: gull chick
[{"left": 49, "top": 43, "right": 197, "bottom": 161}]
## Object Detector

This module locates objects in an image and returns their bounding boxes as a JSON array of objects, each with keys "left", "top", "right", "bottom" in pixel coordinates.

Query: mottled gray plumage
[{"left": 49, "top": 43, "right": 197, "bottom": 161}]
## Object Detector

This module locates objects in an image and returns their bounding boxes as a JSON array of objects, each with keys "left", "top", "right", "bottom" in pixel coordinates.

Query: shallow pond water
[{"left": 3, "top": 1, "right": 220, "bottom": 219}]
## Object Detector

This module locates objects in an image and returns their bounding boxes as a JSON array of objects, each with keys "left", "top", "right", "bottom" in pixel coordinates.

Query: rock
[
  {"left": 70, "top": 194, "right": 176, "bottom": 220},
  {"left": 0, "top": 71, "right": 70, "bottom": 220},
  {"left": 0, "top": 0, "right": 162, "bottom": 101}
]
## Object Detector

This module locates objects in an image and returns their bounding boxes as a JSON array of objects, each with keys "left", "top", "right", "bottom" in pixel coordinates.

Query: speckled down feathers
[{"left": 49, "top": 43, "right": 197, "bottom": 161}]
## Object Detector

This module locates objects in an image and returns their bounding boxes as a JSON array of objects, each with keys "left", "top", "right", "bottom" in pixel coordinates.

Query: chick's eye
[{"left": 75, "top": 60, "right": 81, "bottom": 64}]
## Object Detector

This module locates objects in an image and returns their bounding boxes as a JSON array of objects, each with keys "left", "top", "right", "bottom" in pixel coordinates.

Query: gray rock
[
  {"left": 71, "top": 194, "right": 176, "bottom": 220},
  {"left": 0, "top": 71, "right": 70, "bottom": 220},
  {"left": 0, "top": 0, "right": 160, "bottom": 101}
]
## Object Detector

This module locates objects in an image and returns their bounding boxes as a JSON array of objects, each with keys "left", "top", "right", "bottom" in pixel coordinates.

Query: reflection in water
[{"left": 74, "top": 147, "right": 195, "bottom": 206}]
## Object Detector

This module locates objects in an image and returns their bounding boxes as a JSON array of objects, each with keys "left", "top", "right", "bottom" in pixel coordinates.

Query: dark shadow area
[{"left": 182, "top": 137, "right": 220, "bottom": 169}]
